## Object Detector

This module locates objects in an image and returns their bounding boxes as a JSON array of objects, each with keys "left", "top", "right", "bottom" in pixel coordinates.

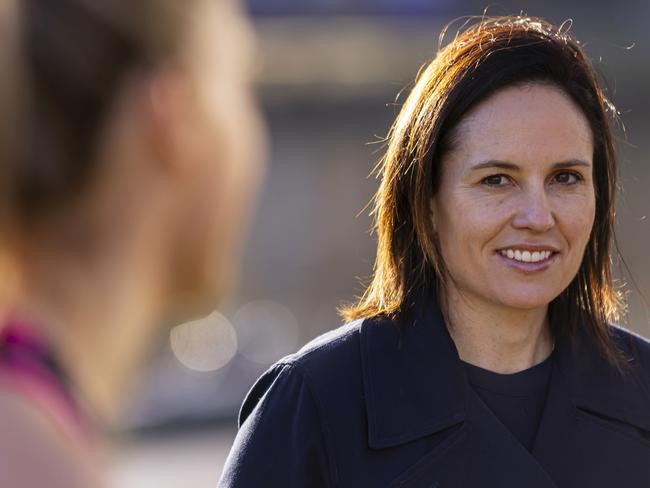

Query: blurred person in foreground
[
  {"left": 220, "top": 15, "right": 650, "bottom": 487},
  {"left": 0, "top": 0, "right": 265, "bottom": 486}
]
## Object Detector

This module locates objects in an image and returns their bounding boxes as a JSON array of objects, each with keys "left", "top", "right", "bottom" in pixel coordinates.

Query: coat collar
[
  {"left": 555, "top": 322, "right": 650, "bottom": 432},
  {"left": 360, "top": 300, "right": 466, "bottom": 448},
  {"left": 360, "top": 299, "right": 650, "bottom": 449}
]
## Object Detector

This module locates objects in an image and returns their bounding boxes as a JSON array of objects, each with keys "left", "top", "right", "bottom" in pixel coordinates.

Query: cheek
[
  {"left": 435, "top": 195, "right": 498, "bottom": 276},
  {"left": 194, "top": 75, "right": 266, "bottom": 223},
  {"left": 209, "top": 81, "right": 266, "bottom": 194},
  {"left": 557, "top": 192, "right": 596, "bottom": 251},
  {"left": 215, "top": 105, "right": 265, "bottom": 235},
  {"left": 436, "top": 191, "right": 505, "bottom": 247},
  {"left": 201, "top": 92, "right": 266, "bottom": 271}
]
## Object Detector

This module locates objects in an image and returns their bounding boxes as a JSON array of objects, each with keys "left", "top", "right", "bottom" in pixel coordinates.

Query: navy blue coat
[{"left": 219, "top": 302, "right": 650, "bottom": 487}]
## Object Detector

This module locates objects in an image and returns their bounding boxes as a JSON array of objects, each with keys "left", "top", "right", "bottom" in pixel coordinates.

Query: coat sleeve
[{"left": 218, "top": 362, "right": 333, "bottom": 487}]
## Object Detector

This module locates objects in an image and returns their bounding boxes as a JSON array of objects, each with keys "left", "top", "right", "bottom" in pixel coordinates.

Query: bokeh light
[
  {"left": 232, "top": 300, "right": 300, "bottom": 364},
  {"left": 169, "top": 311, "right": 238, "bottom": 372}
]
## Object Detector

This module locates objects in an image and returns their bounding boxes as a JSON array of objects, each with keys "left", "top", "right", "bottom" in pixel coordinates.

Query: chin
[
  {"left": 166, "top": 262, "right": 237, "bottom": 326},
  {"left": 195, "top": 269, "right": 236, "bottom": 315},
  {"left": 494, "top": 289, "right": 558, "bottom": 311},
  {"left": 167, "top": 286, "right": 227, "bottom": 326}
]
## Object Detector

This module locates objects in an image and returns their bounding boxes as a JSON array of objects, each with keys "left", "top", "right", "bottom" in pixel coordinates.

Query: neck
[
  {"left": 439, "top": 285, "right": 554, "bottom": 374},
  {"left": 12, "top": 215, "right": 169, "bottom": 423}
]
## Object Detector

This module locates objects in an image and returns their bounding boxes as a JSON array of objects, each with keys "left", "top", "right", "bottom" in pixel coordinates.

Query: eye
[
  {"left": 553, "top": 171, "right": 583, "bottom": 185},
  {"left": 481, "top": 174, "right": 511, "bottom": 187}
]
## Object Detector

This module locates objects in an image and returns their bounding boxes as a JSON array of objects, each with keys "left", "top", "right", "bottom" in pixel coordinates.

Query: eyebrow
[{"left": 470, "top": 159, "right": 592, "bottom": 171}]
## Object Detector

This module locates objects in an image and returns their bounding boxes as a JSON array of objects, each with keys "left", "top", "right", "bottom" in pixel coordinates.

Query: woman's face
[
  {"left": 432, "top": 83, "right": 595, "bottom": 312},
  {"left": 172, "top": 0, "right": 266, "bottom": 310}
]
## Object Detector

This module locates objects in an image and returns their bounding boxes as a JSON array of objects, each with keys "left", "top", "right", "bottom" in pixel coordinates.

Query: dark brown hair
[
  {"left": 12, "top": 0, "right": 197, "bottom": 222},
  {"left": 341, "top": 15, "right": 625, "bottom": 366}
]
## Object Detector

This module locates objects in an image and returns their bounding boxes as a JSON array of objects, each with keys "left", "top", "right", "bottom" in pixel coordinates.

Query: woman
[
  {"left": 220, "top": 15, "right": 650, "bottom": 488},
  {"left": 0, "top": 0, "right": 264, "bottom": 486}
]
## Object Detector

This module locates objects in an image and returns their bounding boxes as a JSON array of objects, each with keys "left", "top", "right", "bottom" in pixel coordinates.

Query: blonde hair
[{"left": 10, "top": 0, "right": 200, "bottom": 223}]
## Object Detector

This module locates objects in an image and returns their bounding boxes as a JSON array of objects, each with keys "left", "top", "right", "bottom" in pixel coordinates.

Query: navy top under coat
[{"left": 461, "top": 352, "right": 553, "bottom": 451}]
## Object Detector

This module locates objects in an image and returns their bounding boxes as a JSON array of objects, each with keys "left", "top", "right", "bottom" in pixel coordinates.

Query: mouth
[{"left": 495, "top": 247, "right": 560, "bottom": 272}]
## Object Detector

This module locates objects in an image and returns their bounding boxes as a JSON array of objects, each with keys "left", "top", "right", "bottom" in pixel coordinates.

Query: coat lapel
[
  {"left": 532, "top": 325, "right": 650, "bottom": 487},
  {"left": 360, "top": 304, "right": 466, "bottom": 449},
  {"left": 389, "top": 383, "right": 559, "bottom": 487}
]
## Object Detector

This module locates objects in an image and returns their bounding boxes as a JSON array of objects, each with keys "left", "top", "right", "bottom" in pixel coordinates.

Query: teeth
[{"left": 499, "top": 249, "right": 553, "bottom": 263}]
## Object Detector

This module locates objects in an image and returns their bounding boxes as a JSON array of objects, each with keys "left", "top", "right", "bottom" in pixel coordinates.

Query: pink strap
[{"left": 0, "top": 316, "right": 88, "bottom": 445}]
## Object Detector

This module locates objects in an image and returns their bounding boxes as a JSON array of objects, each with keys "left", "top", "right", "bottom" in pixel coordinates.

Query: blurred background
[{"left": 109, "top": 0, "right": 650, "bottom": 486}]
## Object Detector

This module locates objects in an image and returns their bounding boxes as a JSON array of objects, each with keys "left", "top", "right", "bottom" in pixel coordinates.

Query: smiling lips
[{"left": 498, "top": 248, "right": 557, "bottom": 264}]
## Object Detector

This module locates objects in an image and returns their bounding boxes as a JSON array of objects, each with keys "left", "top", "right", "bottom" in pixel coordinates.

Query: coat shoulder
[
  {"left": 606, "top": 324, "right": 650, "bottom": 405},
  {"left": 610, "top": 324, "right": 650, "bottom": 357},
  {"left": 271, "top": 319, "right": 367, "bottom": 406},
  {"left": 280, "top": 318, "right": 364, "bottom": 372},
  {"left": 610, "top": 324, "right": 650, "bottom": 378},
  {"left": 222, "top": 320, "right": 367, "bottom": 487},
  {"left": 236, "top": 319, "right": 365, "bottom": 426}
]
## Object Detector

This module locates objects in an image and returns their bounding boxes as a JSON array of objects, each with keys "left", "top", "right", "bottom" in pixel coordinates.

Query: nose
[{"left": 511, "top": 186, "right": 555, "bottom": 232}]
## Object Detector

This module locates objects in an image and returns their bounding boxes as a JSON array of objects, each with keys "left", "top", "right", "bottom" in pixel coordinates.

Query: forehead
[{"left": 447, "top": 83, "right": 593, "bottom": 171}]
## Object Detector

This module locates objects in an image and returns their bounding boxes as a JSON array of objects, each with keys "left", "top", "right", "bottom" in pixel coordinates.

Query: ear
[{"left": 139, "top": 68, "right": 199, "bottom": 176}]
